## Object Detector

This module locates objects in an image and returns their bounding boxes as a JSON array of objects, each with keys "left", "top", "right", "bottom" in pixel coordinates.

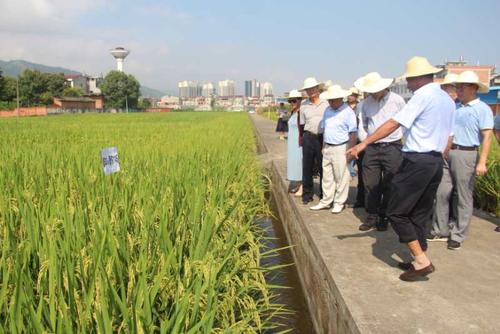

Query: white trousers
[{"left": 319, "top": 143, "right": 350, "bottom": 206}]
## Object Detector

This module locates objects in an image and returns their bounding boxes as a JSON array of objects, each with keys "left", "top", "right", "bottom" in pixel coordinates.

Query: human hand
[
  {"left": 346, "top": 142, "right": 366, "bottom": 160},
  {"left": 476, "top": 162, "right": 487, "bottom": 176}
]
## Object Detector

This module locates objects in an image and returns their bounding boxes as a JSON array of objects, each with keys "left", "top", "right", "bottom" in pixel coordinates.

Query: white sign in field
[{"left": 101, "top": 147, "right": 120, "bottom": 175}]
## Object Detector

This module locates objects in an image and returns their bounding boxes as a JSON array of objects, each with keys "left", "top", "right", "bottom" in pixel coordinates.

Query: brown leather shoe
[
  {"left": 399, "top": 263, "right": 435, "bottom": 282},
  {"left": 359, "top": 214, "right": 377, "bottom": 231}
]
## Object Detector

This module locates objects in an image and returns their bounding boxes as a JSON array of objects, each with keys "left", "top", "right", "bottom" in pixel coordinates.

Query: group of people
[{"left": 280, "top": 56, "right": 498, "bottom": 282}]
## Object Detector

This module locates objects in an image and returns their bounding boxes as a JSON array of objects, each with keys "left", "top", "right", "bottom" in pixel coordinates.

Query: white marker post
[{"left": 101, "top": 147, "right": 120, "bottom": 175}]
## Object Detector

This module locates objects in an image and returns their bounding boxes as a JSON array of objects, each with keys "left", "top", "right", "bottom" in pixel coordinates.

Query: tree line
[{"left": 0, "top": 69, "right": 142, "bottom": 110}]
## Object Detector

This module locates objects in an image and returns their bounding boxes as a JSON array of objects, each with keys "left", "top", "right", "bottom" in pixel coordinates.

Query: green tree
[
  {"left": 18, "top": 69, "right": 68, "bottom": 106},
  {"left": 138, "top": 98, "right": 152, "bottom": 109},
  {"left": 2, "top": 77, "right": 17, "bottom": 102},
  {"left": 0, "top": 71, "right": 4, "bottom": 98},
  {"left": 100, "top": 71, "right": 141, "bottom": 109},
  {"left": 62, "top": 86, "right": 83, "bottom": 97},
  {"left": 0, "top": 70, "right": 16, "bottom": 102},
  {"left": 45, "top": 73, "right": 67, "bottom": 97},
  {"left": 0, "top": 71, "right": 18, "bottom": 110}
]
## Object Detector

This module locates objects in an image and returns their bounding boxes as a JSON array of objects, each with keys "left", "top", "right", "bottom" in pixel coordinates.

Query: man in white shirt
[
  {"left": 299, "top": 77, "right": 329, "bottom": 204},
  {"left": 354, "top": 72, "right": 406, "bottom": 232},
  {"left": 310, "top": 85, "right": 357, "bottom": 213},
  {"left": 347, "top": 57, "right": 455, "bottom": 281}
]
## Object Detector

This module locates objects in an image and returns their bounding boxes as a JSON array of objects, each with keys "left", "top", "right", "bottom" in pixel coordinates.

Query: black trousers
[
  {"left": 355, "top": 150, "right": 365, "bottom": 205},
  {"left": 387, "top": 152, "right": 443, "bottom": 251},
  {"left": 302, "top": 132, "right": 323, "bottom": 200},
  {"left": 362, "top": 144, "right": 403, "bottom": 216}
]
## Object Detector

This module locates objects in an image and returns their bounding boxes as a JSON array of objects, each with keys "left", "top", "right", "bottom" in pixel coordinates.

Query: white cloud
[{"left": 0, "top": 0, "right": 107, "bottom": 33}]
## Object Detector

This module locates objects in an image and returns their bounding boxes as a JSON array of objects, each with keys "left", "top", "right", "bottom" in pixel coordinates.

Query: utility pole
[{"left": 16, "top": 77, "right": 20, "bottom": 117}]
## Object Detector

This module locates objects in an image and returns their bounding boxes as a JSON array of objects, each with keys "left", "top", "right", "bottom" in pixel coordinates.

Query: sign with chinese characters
[{"left": 101, "top": 147, "right": 120, "bottom": 175}]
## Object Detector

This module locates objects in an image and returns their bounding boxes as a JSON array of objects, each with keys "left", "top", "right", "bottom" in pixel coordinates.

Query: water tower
[{"left": 110, "top": 47, "right": 130, "bottom": 72}]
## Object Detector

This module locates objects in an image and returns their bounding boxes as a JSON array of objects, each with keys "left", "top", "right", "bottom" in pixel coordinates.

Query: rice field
[{"left": 0, "top": 112, "right": 287, "bottom": 333}]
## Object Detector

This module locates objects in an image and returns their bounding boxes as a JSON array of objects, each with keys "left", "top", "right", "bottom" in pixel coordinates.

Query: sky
[{"left": 1, "top": 0, "right": 499, "bottom": 95}]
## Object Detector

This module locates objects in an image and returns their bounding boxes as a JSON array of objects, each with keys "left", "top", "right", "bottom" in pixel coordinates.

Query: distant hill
[
  {"left": 140, "top": 86, "right": 166, "bottom": 98},
  {"left": 0, "top": 59, "right": 80, "bottom": 77},
  {"left": 0, "top": 59, "right": 166, "bottom": 98}
]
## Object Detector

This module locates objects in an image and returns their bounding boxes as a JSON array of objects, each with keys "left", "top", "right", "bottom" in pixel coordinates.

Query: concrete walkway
[{"left": 251, "top": 114, "right": 500, "bottom": 334}]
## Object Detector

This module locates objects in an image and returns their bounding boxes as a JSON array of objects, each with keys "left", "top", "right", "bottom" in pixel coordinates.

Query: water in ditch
[{"left": 257, "top": 193, "right": 315, "bottom": 334}]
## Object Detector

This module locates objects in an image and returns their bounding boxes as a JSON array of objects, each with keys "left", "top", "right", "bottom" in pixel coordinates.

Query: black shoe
[
  {"left": 302, "top": 197, "right": 313, "bottom": 205},
  {"left": 447, "top": 240, "right": 461, "bottom": 250}
]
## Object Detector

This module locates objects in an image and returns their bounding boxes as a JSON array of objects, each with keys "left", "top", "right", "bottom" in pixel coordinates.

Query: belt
[
  {"left": 325, "top": 141, "right": 348, "bottom": 146},
  {"left": 403, "top": 151, "right": 442, "bottom": 157},
  {"left": 451, "top": 144, "right": 478, "bottom": 151},
  {"left": 370, "top": 140, "right": 402, "bottom": 148},
  {"left": 304, "top": 131, "right": 320, "bottom": 137}
]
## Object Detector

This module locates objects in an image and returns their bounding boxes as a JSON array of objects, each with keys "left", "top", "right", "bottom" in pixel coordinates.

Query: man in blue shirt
[
  {"left": 428, "top": 73, "right": 460, "bottom": 243},
  {"left": 310, "top": 85, "right": 357, "bottom": 213},
  {"left": 347, "top": 57, "right": 455, "bottom": 281},
  {"left": 434, "top": 71, "right": 494, "bottom": 249}
]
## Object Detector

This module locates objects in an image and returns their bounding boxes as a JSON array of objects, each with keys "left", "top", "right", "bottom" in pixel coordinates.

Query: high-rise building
[
  {"left": 244, "top": 80, "right": 252, "bottom": 97},
  {"left": 261, "top": 82, "right": 273, "bottom": 96},
  {"left": 218, "top": 80, "right": 235, "bottom": 97},
  {"left": 202, "top": 83, "right": 216, "bottom": 97},
  {"left": 178, "top": 81, "right": 202, "bottom": 98},
  {"left": 244, "top": 79, "right": 261, "bottom": 97},
  {"left": 254, "top": 81, "right": 260, "bottom": 98}
]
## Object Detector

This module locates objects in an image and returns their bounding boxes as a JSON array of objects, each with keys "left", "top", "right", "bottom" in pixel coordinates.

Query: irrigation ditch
[
  {"left": 252, "top": 113, "right": 360, "bottom": 334},
  {"left": 257, "top": 185, "right": 315, "bottom": 333}
]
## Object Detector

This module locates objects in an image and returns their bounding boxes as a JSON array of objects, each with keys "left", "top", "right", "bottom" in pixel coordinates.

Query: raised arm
[{"left": 346, "top": 119, "right": 401, "bottom": 159}]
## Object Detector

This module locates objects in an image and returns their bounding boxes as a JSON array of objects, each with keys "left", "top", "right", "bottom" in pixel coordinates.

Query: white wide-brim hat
[
  {"left": 320, "top": 85, "right": 350, "bottom": 100},
  {"left": 323, "top": 80, "right": 333, "bottom": 90},
  {"left": 403, "top": 56, "right": 442, "bottom": 78},
  {"left": 354, "top": 72, "right": 393, "bottom": 93},
  {"left": 349, "top": 87, "right": 360, "bottom": 96},
  {"left": 286, "top": 89, "right": 304, "bottom": 99},
  {"left": 439, "top": 73, "right": 459, "bottom": 86},
  {"left": 299, "top": 77, "right": 325, "bottom": 91},
  {"left": 455, "top": 70, "right": 489, "bottom": 93}
]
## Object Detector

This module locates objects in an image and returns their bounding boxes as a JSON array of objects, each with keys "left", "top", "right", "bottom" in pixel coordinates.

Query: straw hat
[
  {"left": 353, "top": 72, "right": 393, "bottom": 93},
  {"left": 286, "top": 89, "right": 304, "bottom": 99},
  {"left": 439, "top": 73, "right": 459, "bottom": 86},
  {"left": 455, "top": 70, "right": 489, "bottom": 93},
  {"left": 320, "top": 85, "right": 350, "bottom": 100},
  {"left": 403, "top": 56, "right": 442, "bottom": 78},
  {"left": 323, "top": 80, "right": 333, "bottom": 89},
  {"left": 349, "top": 87, "right": 360, "bottom": 96},
  {"left": 299, "top": 77, "right": 325, "bottom": 91}
]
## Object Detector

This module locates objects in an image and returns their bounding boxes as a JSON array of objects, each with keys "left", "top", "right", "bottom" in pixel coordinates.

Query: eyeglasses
[{"left": 288, "top": 99, "right": 298, "bottom": 103}]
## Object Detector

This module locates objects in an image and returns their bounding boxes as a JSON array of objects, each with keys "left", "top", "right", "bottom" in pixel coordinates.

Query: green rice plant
[
  {"left": 474, "top": 140, "right": 500, "bottom": 216},
  {"left": 256, "top": 106, "right": 280, "bottom": 122},
  {"left": 0, "top": 112, "right": 288, "bottom": 333}
]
